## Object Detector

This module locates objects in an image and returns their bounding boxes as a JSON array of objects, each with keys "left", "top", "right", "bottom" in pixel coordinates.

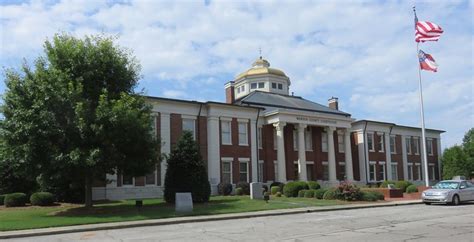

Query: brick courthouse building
[{"left": 92, "top": 57, "right": 444, "bottom": 200}]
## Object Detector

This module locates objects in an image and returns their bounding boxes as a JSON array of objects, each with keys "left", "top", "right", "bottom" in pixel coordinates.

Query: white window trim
[
  {"left": 391, "top": 163, "right": 398, "bottom": 180},
  {"left": 429, "top": 163, "right": 436, "bottom": 180},
  {"left": 293, "top": 130, "right": 298, "bottom": 151},
  {"left": 367, "top": 132, "right": 375, "bottom": 152},
  {"left": 182, "top": 118, "right": 196, "bottom": 139},
  {"left": 415, "top": 163, "right": 422, "bottom": 181},
  {"left": 379, "top": 161, "right": 386, "bottom": 180},
  {"left": 322, "top": 161, "right": 329, "bottom": 180},
  {"left": 368, "top": 161, "right": 376, "bottom": 182},
  {"left": 390, "top": 135, "right": 396, "bottom": 154},
  {"left": 413, "top": 137, "right": 420, "bottom": 155},
  {"left": 222, "top": 157, "right": 233, "bottom": 184},
  {"left": 221, "top": 120, "right": 232, "bottom": 145},
  {"left": 239, "top": 160, "right": 249, "bottom": 183},
  {"left": 427, "top": 138, "right": 434, "bottom": 156},
  {"left": 238, "top": 122, "right": 249, "bottom": 146},
  {"left": 378, "top": 133, "right": 384, "bottom": 152},
  {"left": 306, "top": 161, "right": 315, "bottom": 165},
  {"left": 305, "top": 129, "right": 313, "bottom": 151},
  {"left": 338, "top": 133, "right": 345, "bottom": 153},
  {"left": 406, "top": 137, "right": 412, "bottom": 155},
  {"left": 321, "top": 131, "right": 328, "bottom": 152},
  {"left": 407, "top": 162, "right": 414, "bottom": 181}
]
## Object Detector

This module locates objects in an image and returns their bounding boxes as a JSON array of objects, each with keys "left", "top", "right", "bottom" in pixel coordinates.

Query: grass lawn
[{"left": 0, "top": 196, "right": 345, "bottom": 231}]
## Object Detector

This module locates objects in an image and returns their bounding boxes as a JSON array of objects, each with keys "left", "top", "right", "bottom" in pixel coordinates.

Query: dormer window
[
  {"left": 250, "top": 83, "right": 257, "bottom": 89},
  {"left": 278, "top": 83, "right": 283, "bottom": 90},
  {"left": 272, "top": 83, "right": 277, "bottom": 89},
  {"left": 258, "top": 82, "right": 265, "bottom": 88}
]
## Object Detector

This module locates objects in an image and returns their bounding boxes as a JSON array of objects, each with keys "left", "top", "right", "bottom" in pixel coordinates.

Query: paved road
[{"left": 8, "top": 204, "right": 474, "bottom": 241}]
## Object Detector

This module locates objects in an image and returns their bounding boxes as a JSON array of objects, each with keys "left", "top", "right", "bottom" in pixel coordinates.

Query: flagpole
[{"left": 414, "top": 6, "right": 430, "bottom": 187}]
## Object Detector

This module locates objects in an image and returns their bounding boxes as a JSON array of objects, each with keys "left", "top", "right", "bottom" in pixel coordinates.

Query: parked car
[{"left": 422, "top": 180, "right": 474, "bottom": 205}]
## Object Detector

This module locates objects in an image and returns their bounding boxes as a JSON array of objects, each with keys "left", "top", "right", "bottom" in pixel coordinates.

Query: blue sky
[{"left": 1, "top": 0, "right": 472, "bottom": 148}]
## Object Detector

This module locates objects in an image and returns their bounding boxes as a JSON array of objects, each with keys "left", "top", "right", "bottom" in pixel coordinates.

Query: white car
[{"left": 421, "top": 180, "right": 474, "bottom": 205}]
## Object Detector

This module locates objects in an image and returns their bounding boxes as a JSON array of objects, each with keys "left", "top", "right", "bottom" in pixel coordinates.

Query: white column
[
  {"left": 385, "top": 133, "right": 392, "bottom": 181},
  {"left": 160, "top": 113, "right": 171, "bottom": 186},
  {"left": 273, "top": 122, "right": 287, "bottom": 182},
  {"left": 297, "top": 123, "right": 308, "bottom": 181},
  {"left": 401, "top": 135, "right": 409, "bottom": 180},
  {"left": 250, "top": 119, "right": 258, "bottom": 182},
  {"left": 327, "top": 127, "right": 337, "bottom": 182},
  {"left": 207, "top": 116, "right": 220, "bottom": 185},
  {"left": 344, "top": 129, "right": 354, "bottom": 182}
]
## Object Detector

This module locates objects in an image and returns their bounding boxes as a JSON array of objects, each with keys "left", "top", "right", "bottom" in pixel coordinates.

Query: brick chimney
[
  {"left": 328, "top": 97, "right": 339, "bottom": 110},
  {"left": 225, "top": 81, "right": 235, "bottom": 104}
]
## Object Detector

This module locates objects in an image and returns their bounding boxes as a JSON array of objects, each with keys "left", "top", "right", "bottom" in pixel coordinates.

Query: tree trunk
[{"left": 85, "top": 174, "right": 93, "bottom": 208}]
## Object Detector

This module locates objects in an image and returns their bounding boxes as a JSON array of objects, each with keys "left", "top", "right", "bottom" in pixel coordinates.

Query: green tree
[
  {"left": 442, "top": 128, "right": 474, "bottom": 179},
  {"left": 164, "top": 131, "right": 210, "bottom": 203},
  {"left": 1, "top": 34, "right": 159, "bottom": 207}
]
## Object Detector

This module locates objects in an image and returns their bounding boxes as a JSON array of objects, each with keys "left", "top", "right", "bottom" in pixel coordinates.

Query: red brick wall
[
  {"left": 284, "top": 124, "right": 298, "bottom": 180},
  {"left": 220, "top": 118, "right": 252, "bottom": 183},
  {"left": 225, "top": 86, "right": 235, "bottom": 104},
  {"left": 391, "top": 135, "right": 404, "bottom": 180},
  {"left": 259, "top": 124, "right": 277, "bottom": 182},
  {"left": 351, "top": 132, "right": 360, "bottom": 181}
]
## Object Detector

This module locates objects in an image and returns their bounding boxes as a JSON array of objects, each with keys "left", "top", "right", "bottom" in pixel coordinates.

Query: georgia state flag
[{"left": 418, "top": 50, "right": 438, "bottom": 72}]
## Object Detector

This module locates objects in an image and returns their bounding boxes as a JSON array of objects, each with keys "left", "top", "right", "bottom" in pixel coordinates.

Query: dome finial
[{"left": 259, "top": 47, "right": 262, "bottom": 59}]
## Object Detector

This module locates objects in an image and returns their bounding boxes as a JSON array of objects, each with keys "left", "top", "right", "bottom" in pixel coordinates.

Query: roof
[
  {"left": 144, "top": 95, "right": 262, "bottom": 110},
  {"left": 353, "top": 119, "right": 445, "bottom": 133},
  {"left": 235, "top": 91, "right": 351, "bottom": 117}
]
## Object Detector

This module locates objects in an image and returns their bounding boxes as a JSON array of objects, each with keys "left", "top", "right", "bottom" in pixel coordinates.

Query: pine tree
[{"left": 164, "top": 131, "right": 211, "bottom": 203}]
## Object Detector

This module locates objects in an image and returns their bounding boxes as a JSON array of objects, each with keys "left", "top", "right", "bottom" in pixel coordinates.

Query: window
[
  {"left": 237, "top": 86, "right": 241, "bottom": 94},
  {"left": 182, "top": 118, "right": 195, "bottom": 139},
  {"left": 222, "top": 160, "right": 232, "bottom": 184},
  {"left": 145, "top": 170, "right": 156, "bottom": 185},
  {"left": 241, "top": 85, "right": 245, "bottom": 92},
  {"left": 390, "top": 135, "right": 396, "bottom": 154},
  {"left": 258, "top": 160, "right": 264, "bottom": 182},
  {"left": 391, "top": 163, "right": 398, "bottom": 180},
  {"left": 413, "top": 138, "right": 420, "bottom": 154},
  {"left": 427, "top": 139, "right": 433, "bottom": 155},
  {"left": 429, "top": 164, "right": 436, "bottom": 180},
  {"left": 250, "top": 83, "right": 257, "bottom": 89},
  {"left": 274, "top": 162, "right": 278, "bottom": 181},
  {"left": 273, "top": 128, "right": 278, "bottom": 150},
  {"left": 416, "top": 164, "right": 422, "bottom": 181},
  {"left": 122, "top": 173, "right": 133, "bottom": 186},
  {"left": 150, "top": 116, "right": 157, "bottom": 138},
  {"left": 321, "top": 131, "right": 328, "bottom": 152},
  {"left": 406, "top": 137, "right": 412, "bottom": 154},
  {"left": 307, "top": 163, "right": 314, "bottom": 181},
  {"left": 407, "top": 163, "right": 413, "bottom": 180},
  {"left": 305, "top": 129, "right": 313, "bottom": 151},
  {"left": 322, "top": 162, "right": 329, "bottom": 180},
  {"left": 238, "top": 122, "right": 248, "bottom": 145},
  {"left": 367, "top": 133, "right": 375, "bottom": 152},
  {"left": 258, "top": 82, "right": 265, "bottom": 88},
  {"left": 339, "top": 162, "right": 346, "bottom": 180},
  {"left": 377, "top": 133, "right": 384, "bottom": 152},
  {"left": 239, "top": 161, "right": 249, "bottom": 182},
  {"left": 379, "top": 162, "right": 386, "bottom": 181},
  {"left": 293, "top": 130, "right": 298, "bottom": 151},
  {"left": 271, "top": 82, "right": 277, "bottom": 89},
  {"left": 338, "top": 133, "right": 345, "bottom": 153},
  {"left": 277, "top": 83, "right": 283, "bottom": 90},
  {"left": 258, "top": 127, "right": 263, "bottom": 149},
  {"left": 369, "top": 162, "right": 376, "bottom": 181},
  {"left": 221, "top": 120, "right": 232, "bottom": 145}
]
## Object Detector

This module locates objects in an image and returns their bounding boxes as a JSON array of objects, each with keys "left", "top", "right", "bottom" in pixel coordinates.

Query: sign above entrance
[{"left": 296, "top": 116, "right": 337, "bottom": 125}]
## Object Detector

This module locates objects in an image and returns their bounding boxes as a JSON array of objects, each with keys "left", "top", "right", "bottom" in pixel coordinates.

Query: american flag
[
  {"left": 414, "top": 13, "right": 443, "bottom": 42},
  {"left": 419, "top": 50, "right": 438, "bottom": 72}
]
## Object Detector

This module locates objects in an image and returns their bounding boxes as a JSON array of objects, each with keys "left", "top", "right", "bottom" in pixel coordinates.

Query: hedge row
[{"left": 1, "top": 192, "right": 56, "bottom": 207}]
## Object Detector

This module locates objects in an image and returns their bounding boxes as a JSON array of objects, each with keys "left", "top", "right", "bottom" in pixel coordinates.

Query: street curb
[{"left": 0, "top": 200, "right": 422, "bottom": 239}]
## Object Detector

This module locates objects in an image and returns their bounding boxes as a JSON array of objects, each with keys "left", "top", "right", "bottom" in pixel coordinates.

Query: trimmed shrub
[
  {"left": 275, "top": 192, "right": 282, "bottom": 197},
  {"left": 235, "top": 187, "right": 244, "bottom": 195},
  {"left": 30, "top": 192, "right": 55, "bottom": 206},
  {"left": 270, "top": 182, "right": 285, "bottom": 192},
  {"left": 298, "top": 189, "right": 307, "bottom": 197},
  {"left": 322, "top": 188, "right": 337, "bottom": 200},
  {"left": 380, "top": 180, "right": 396, "bottom": 188},
  {"left": 217, "top": 183, "right": 233, "bottom": 196},
  {"left": 283, "top": 181, "right": 309, "bottom": 197},
  {"left": 307, "top": 181, "right": 321, "bottom": 190},
  {"left": 361, "top": 191, "right": 385, "bottom": 201},
  {"left": 164, "top": 131, "right": 211, "bottom": 203},
  {"left": 395, "top": 180, "right": 413, "bottom": 193},
  {"left": 406, "top": 184, "right": 418, "bottom": 193},
  {"left": 304, "top": 189, "right": 317, "bottom": 198},
  {"left": 314, "top": 189, "right": 328, "bottom": 199},
  {"left": 0, "top": 194, "right": 5, "bottom": 206},
  {"left": 271, "top": 186, "right": 281, "bottom": 195},
  {"left": 335, "top": 182, "right": 362, "bottom": 201},
  {"left": 4, "top": 193, "right": 27, "bottom": 207},
  {"left": 236, "top": 182, "right": 250, "bottom": 195}
]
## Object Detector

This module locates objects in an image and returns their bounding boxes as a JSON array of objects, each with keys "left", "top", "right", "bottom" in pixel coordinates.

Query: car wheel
[
  {"left": 424, "top": 202, "right": 431, "bottom": 205},
  {"left": 451, "top": 195, "right": 460, "bottom": 206}
]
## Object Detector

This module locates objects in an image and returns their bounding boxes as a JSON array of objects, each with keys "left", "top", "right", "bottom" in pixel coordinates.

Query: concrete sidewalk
[{"left": 0, "top": 200, "right": 422, "bottom": 240}]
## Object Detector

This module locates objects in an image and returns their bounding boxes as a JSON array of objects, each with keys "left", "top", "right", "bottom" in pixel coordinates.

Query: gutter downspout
[
  {"left": 255, "top": 108, "right": 261, "bottom": 182},
  {"left": 363, "top": 121, "right": 369, "bottom": 184}
]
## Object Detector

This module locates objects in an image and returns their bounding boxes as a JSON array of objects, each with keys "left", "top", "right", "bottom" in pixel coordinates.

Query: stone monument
[
  {"left": 175, "top": 192, "right": 193, "bottom": 213},
  {"left": 250, "top": 182, "right": 263, "bottom": 200}
]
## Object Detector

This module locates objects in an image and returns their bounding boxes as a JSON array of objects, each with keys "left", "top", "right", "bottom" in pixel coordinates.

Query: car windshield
[{"left": 432, "top": 181, "right": 460, "bottom": 189}]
